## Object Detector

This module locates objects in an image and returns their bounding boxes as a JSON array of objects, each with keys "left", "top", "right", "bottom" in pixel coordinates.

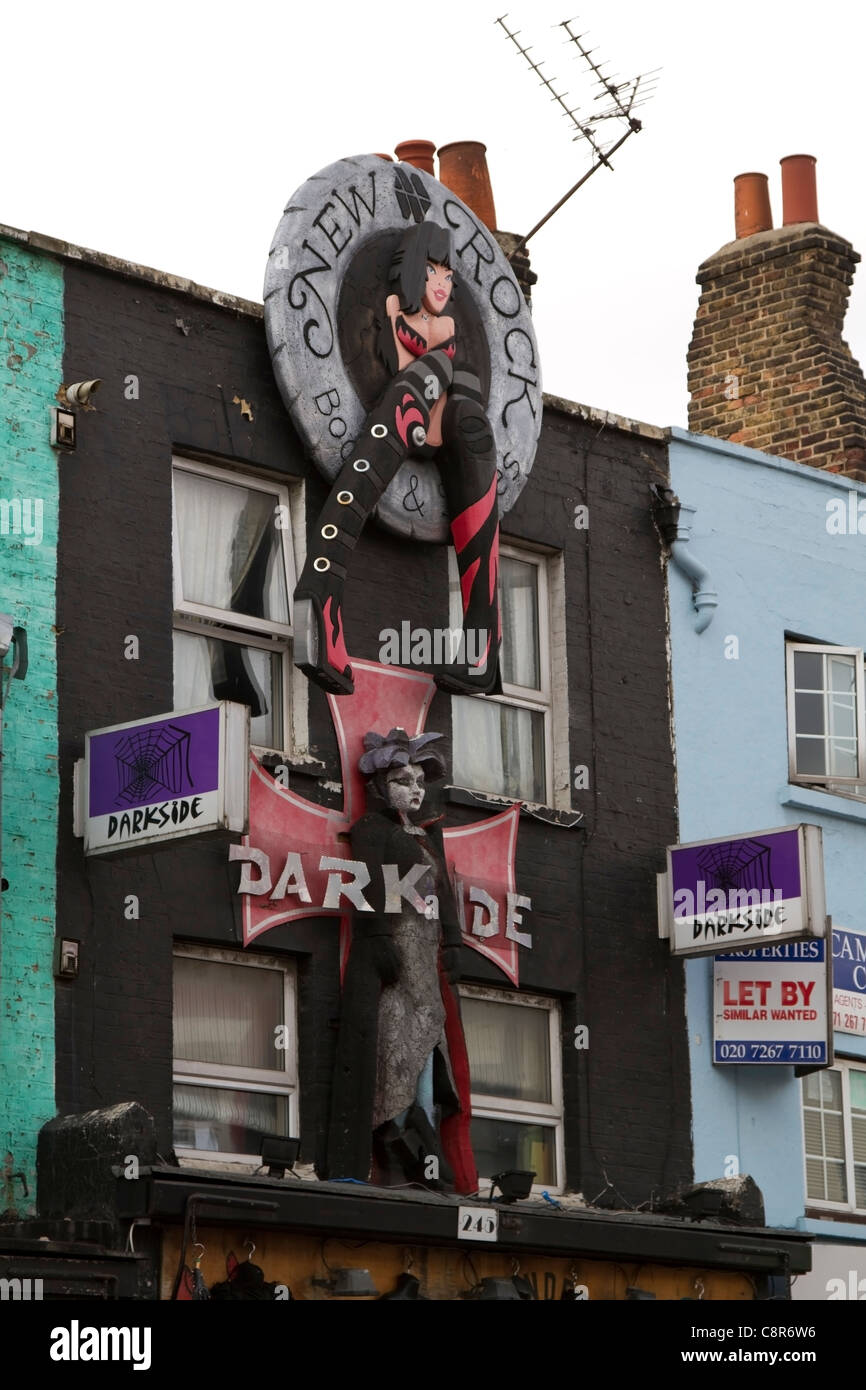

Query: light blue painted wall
[{"left": 668, "top": 428, "right": 866, "bottom": 1231}]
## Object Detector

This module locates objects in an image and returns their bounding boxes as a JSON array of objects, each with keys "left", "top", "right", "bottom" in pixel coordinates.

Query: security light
[
  {"left": 259, "top": 1134, "right": 300, "bottom": 1178},
  {"left": 489, "top": 1169, "right": 536, "bottom": 1203},
  {"left": 65, "top": 379, "right": 102, "bottom": 406}
]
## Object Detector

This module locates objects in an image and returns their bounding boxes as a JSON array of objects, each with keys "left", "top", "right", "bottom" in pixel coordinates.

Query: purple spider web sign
[
  {"left": 84, "top": 703, "right": 248, "bottom": 855},
  {"left": 660, "top": 823, "right": 826, "bottom": 957}
]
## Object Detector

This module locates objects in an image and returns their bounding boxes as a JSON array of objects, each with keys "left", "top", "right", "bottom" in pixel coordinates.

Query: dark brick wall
[{"left": 57, "top": 261, "right": 691, "bottom": 1201}]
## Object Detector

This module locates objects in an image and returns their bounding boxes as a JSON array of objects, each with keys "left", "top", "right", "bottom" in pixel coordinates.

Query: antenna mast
[{"left": 496, "top": 14, "right": 659, "bottom": 258}]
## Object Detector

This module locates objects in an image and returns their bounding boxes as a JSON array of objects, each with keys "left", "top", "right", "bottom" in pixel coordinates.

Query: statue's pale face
[
  {"left": 385, "top": 762, "right": 426, "bottom": 814},
  {"left": 422, "top": 260, "right": 453, "bottom": 316}
]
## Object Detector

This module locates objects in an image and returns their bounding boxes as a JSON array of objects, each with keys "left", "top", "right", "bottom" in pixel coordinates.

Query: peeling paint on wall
[{"left": 0, "top": 237, "right": 62, "bottom": 1215}]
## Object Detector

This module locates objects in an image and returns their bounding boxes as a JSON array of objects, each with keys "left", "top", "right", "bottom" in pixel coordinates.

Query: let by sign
[{"left": 713, "top": 938, "right": 832, "bottom": 1066}]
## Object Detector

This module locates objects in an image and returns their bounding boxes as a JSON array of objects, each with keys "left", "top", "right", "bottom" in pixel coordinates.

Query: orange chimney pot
[
  {"left": 780, "top": 154, "right": 818, "bottom": 225},
  {"left": 437, "top": 141, "right": 497, "bottom": 231},
  {"left": 734, "top": 172, "right": 773, "bottom": 239},
  {"left": 394, "top": 140, "right": 436, "bottom": 176}
]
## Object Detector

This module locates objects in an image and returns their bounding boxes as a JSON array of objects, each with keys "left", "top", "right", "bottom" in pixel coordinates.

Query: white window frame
[
  {"left": 786, "top": 641, "right": 866, "bottom": 796},
  {"left": 171, "top": 456, "right": 304, "bottom": 757},
  {"left": 172, "top": 943, "right": 299, "bottom": 1166},
  {"left": 459, "top": 983, "right": 565, "bottom": 1195},
  {"left": 801, "top": 1056, "right": 866, "bottom": 1217},
  {"left": 448, "top": 541, "right": 558, "bottom": 807}
]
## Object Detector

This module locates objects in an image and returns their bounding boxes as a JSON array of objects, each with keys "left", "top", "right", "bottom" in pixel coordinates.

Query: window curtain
[
  {"left": 172, "top": 630, "right": 274, "bottom": 740},
  {"left": 174, "top": 471, "right": 288, "bottom": 625},
  {"left": 462, "top": 998, "right": 551, "bottom": 1103},
  {"left": 452, "top": 698, "right": 544, "bottom": 802},
  {"left": 450, "top": 556, "right": 545, "bottom": 801},
  {"left": 173, "top": 1084, "right": 285, "bottom": 1135},
  {"left": 501, "top": 557, "right": 539, "bottom": 689},
  {"left": 173, "top": 957, "right": 283, "bottom": 1070}
]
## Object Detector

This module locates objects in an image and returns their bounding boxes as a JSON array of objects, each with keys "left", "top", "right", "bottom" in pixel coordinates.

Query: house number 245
[{"left": 457, "top": 1206, "right": 499, "bottom": 1242}]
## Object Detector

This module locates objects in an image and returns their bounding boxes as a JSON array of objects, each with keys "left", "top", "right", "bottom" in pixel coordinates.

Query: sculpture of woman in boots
[
  {"left": 326, "top": 728, "right": 477, "bottom": 1192},
  {"left": 293, "top": 221, "right": 501, "bottom": 698}
]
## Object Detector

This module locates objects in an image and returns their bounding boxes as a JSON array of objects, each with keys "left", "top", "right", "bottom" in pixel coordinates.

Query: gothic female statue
[
  {"left": 325, "top": 728, "right": 476, "bottom": 1192},
  {"left": 293, "top": 222, "right": 502, "bottom": 699}
]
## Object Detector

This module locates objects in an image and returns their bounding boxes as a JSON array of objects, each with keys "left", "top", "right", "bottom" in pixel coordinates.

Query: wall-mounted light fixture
[
  {"left": 64, "top": 379, "right": 102, "bottom": 407},
  {"left": 54, "top": 938, "right": 80, "bottom": 980},
  {"left": 50, "top": 408, "right": 76, "bottom": 450},
  {"left": 489, "top": 1169, "right": 536, "bottom": 1203},
  {"left": 51, "top": 379, "right": 102, "bottom": 451},
  {"left": 260, "top": 1134, "right": 301, "bottom": 1178}
]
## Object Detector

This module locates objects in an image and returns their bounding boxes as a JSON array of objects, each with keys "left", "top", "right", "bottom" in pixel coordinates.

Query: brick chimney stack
[{"left": 687, "top": 156, "right": 866, "bottom": 480}]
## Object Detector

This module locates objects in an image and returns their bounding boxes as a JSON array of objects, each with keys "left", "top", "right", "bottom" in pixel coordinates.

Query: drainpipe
[{"left": 651, "top": 487, "right": 718, "bottom": 633}]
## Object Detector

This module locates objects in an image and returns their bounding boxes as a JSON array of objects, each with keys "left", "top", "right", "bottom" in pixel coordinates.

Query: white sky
[{"left": 5, "top": 0, "right": 866, "bottom": 427}]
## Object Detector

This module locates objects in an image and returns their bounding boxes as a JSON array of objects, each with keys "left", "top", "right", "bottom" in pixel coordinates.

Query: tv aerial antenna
[{"left": 496, "top": 14, "right": 659, "bottom": 258}]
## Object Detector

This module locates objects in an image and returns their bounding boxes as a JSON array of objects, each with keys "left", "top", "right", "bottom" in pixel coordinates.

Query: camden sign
[
  {"left": 657, "top": 823, "right": 827, "bottom": 958},
  {"left": 81, "top": 703, "right": 249, "bottom": 856},
  {"left": 832, "top": 927, "right": 866, "bottom": 1038}
]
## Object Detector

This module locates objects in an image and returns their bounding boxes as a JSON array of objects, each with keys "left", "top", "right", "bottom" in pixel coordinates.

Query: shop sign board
[
  {"left": 82, "top": 702, "right": 249, "bottom": 855},
  {"left": 832, "top": 927, "right": 866, "bottom": 1038},
  {"left": 658, "top": 824, "right": 826, "bottom": 959},
  {"left": 713, "top": 936, "right": 832, "bottom": 1066}
]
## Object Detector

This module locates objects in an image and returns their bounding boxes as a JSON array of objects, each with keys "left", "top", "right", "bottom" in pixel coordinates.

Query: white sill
[
  {"left": 780, "top": 784, "right": 866, "bottom": 825},
  {"left": 475, "top": 1181, "right": 566, "bottom": 1200},
  {"left": 253, "top": 747, "right": 328, "bottom": 776},
  {"left": 175, "top": 1152, "right": 319, "bottom": 1182},
  {"left": 174, "top": 1153, "right": 568, "bottom": 1199},
  {"left": 797, "top": 1213, "right": 866, "bottom": 1238},
  {"left": 446, "top": 785, "right": 583, "bottom": 829}
]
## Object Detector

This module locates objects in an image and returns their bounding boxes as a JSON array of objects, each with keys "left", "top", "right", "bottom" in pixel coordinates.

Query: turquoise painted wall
[
  {"left": 668, "top": 428, "right": 866, "bottom": 1232},
  {"left": 0, "top": 238, "right": 62, "bottom": 1215}
]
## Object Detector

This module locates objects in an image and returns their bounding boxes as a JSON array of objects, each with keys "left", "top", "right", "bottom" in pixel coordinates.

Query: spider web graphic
[
  {"left": 696, "top": 839, "right": 775, "bottom": 896},
  {"left": 113, "top": 724, "right": 193, "bottom": 807}
]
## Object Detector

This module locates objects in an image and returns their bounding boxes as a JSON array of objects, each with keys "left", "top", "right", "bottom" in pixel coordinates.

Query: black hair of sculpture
[{"left": 388, "top": 221, "right": 455, "bottom": 316}]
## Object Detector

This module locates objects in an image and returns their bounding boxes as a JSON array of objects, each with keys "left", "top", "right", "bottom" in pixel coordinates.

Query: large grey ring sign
[{"left": 264, "top": 154, "right": 542, "bottom": 543}]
